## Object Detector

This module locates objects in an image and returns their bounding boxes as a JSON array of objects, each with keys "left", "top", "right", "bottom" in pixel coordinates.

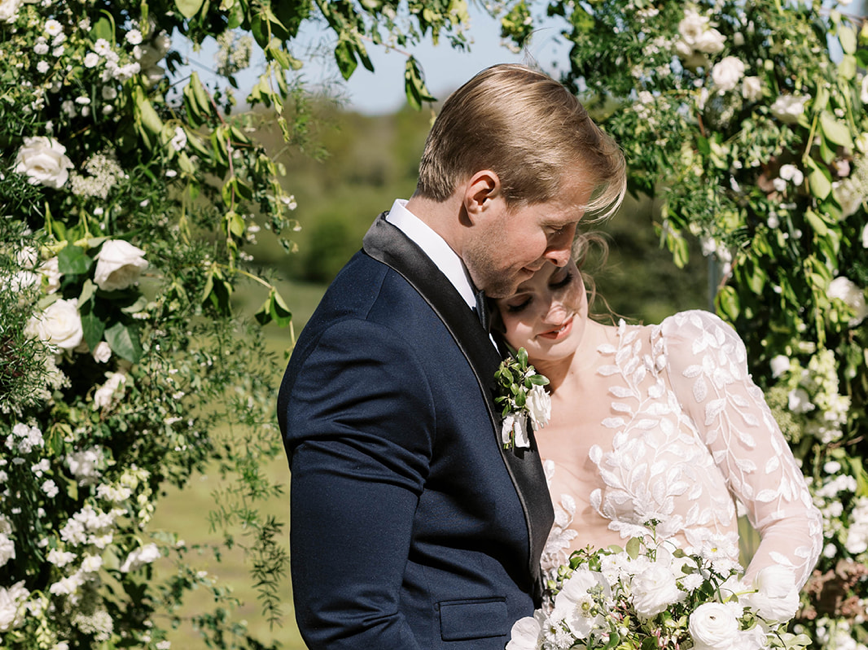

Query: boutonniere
[{"left": 494, "top": 347, "right": 552, "bottom": 449}]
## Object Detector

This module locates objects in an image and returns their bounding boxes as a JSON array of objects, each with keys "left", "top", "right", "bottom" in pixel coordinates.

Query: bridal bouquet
[{"left": 508, "top": 530, "right": 812, "bottom": 650}]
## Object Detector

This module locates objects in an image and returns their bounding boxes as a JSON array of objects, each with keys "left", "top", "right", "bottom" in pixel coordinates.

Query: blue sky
[{"left": 179, "top": 5, "right": 568, "bottom": 114}]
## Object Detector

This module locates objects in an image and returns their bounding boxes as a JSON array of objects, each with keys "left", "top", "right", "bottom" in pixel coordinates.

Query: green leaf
[
  {"left": 528, "top": 374, "right": 549, "bottom": 386},
  {"left": 404, "top": 56, "right": 436, "bottom": 110},
  {"left": 79, "top": 279, "right": 97, "bottom": 306},
  {"left": 92, "top": 15, "right": 114, "bottom": 42},
  {"left": 334, "top": 39, "right": 358, "bottom": 80},
  {"left": 819, "top": 111, "right": 854, "bottom": 149},
  {"left": 716, "top": 285, "right": 740, "bottom": 322},
  {"left": 269, "top": 289, "right": 292, "bottom": 327},
  {"left": 839, "top": 25, "right": 857, "bottom": 54},
  {"left": 808, "top": 166, "right": 832, "bottom": 200},
  {"left": 58, "top": 245, "right": 93, "bottom": 275},
  {"left": 839, "top": 53, "right": 857, "bottom": 80},
  {"left": 517, "top": 347, "right": 528, "bottom": 368},
  {"left": 805, "top": 209, "right": 829, "bottom": 236},
  {"left": 175, "top": 0, "right": 204, "bottom": 19},
  {"left": 626, "top": 537, "right": 641, "bottom": 560},
  {"left": 80, "top": 304, "right": 106, "bottom": 351},
  {"left": 104, "top": 321, "right": 143, "bottom": 364},
  {"left": 812, "top": 86, "right": 829, "bottom": 114}
]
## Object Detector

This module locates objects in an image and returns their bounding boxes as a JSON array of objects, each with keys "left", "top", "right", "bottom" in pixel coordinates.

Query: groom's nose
[{"left": 543, "top": 223, "right": 577, "bottom": 267}]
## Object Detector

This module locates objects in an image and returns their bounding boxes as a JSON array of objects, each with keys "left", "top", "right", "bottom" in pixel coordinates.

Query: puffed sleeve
[
  {"left": 282, "top": 318, "right": 434, "bottom": 650},
  {"left": 659, "top": 310, "right": 822, "bottom": 588}
]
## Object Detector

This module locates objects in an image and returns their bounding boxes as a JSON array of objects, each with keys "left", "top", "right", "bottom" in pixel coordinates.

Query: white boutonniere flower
[{"left": 494, "top": 348, "right": 551, "bottom": 450}]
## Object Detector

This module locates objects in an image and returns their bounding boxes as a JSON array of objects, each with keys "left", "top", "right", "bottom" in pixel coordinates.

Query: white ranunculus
[
  {"left": 742, "top": 76, "right": 762, "bottom": 102},
  {"left": 93, "top": 239, "right": 148, "bottom": 291},
  {"left": 506, "top": 613, "right": 543, "bottom": 650},
  {"left": 92, "top": 341, "right": 112, "bottom": 363},
  {"left": 693, "top": 28, "right": 726, "bottom": 54},
  {"left": 631, "top": 561, "right": 687, "bottom": 619},
  {"left": 689, "top": 602, "right": 740, "bottom": 650},
  {"left": 770, "top": 355, "right": 790, "bottom": 378},
  {"left": 27, "top": 298, "right": 83, "bottom": 350},
  {"left": 828, "top": 276, "right": 868, "bottom": 326},
  {"left": 119, "top": 543, "right": 161, "bottom": 573},
  {"left": 742, "top": 565, "right": 799, "bottom": 622},
  {"left": 93, "top": 371, "right": 127, "bottom": 410},
  {"left": 711, "top": 56, "right": 745, "bottom": 92},
  {"left": 553, "top": 568, "right": 610, "bottom": 639},
  {"left": 0, "top": 0, "right": 22, "bottom": 23},
  {"left": 15, "top": 136, "right": 74, "bottom": 189},
  {"left": 0, "top": 533, "right": 14, "bottom": 569},
  {"left": 770, "top": 94, "right": 808, "bottom": 125},
  {"left": 526, "top": 384, "right": 551, "bottom": 431},
  {"left": 38, "top": 256, "right": 61, "bottom": 293}
]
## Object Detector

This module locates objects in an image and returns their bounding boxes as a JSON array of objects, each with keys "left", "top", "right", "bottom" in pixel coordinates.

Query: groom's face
[{"left": 465, "top": 178, "right": 590, "bottom": 299}]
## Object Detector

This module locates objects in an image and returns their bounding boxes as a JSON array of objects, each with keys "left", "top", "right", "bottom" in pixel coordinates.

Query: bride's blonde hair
[{"left": 573, "top": 230, "right": 616, "bottom": 323}]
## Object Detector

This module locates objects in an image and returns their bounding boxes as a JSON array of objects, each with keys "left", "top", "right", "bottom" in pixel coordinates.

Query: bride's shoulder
[{"left": 652, "top": 309, "right": 747, "bottom": 364}]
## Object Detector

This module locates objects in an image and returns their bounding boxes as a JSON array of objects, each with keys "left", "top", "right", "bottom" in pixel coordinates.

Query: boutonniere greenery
[{"left": 494, "top": 347, "right": 552, "bottom": 450}]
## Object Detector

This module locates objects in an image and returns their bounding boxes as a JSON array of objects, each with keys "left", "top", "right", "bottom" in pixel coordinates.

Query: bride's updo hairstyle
[{"left": 414, "top": 63, "right": 626, "bottom": 221}]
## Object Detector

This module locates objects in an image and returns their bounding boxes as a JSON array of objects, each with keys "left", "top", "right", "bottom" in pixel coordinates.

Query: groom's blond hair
[{"left": 415, "top": 63, "right": 626, "bottom": 220}]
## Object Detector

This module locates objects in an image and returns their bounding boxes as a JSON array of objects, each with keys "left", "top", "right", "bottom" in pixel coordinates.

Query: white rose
[
  {"left": 770, "top": 94, "right": 808, "bottom": 125},
  {"left": 92, "top": 341, "right": 112, "bottom": 363},
  {"left": 689, "top": 602, "right": 740, "bottom": 650},
  {"left": 711, "top": 56, "right": 745, "bottom": 92},
  {"left": 0, "top": 581, "right": 29, "bottom": 632},
  {"left": 770, "top": 355, "right": 790, "bottom": 378},
  {"left": 38, "top": 256, "right": 61, "bottom": 293},
  {"left": 119, "top": 543, "right": 160, "bottom": 573},
  {"left": 0, "top": 533, "right": 14, "bottom": 569},
  {"left": 779, "top": 164, "right": 804, "bottom": 186},
  {"left": 14, "top": 136, "right": 74, "bottom": 189},
  {"left": 27, "top": 298, "right": 83, "bottom": 350},
  {"left": 828, "top": 276, "right": 868, "bottom": 326},
  {"left": 678, "top": 9, "right": 707, "bottom": 45},
  {"left": 694, "top": 28, "right": 726, "bottom": 54},
  {"left": 631, "top": 561, "right": 687, "bottom": 619},
  {"left": 742, "top": 565, "right": 799, "bottom": 622},
  {"left": 742, "top": 76, "right": 762, "bottom": 102},
  {"left": 93, "top": 239, "right": 148, "bottom": 291},
  {"left": 526, "top": 384, "right": 551, "bottom": 431},
  {"left": 834, "top": 178, "right": 863, "bottom": 218},
  {"left": 0, "top": 0, "right": 22, "bottom": 23},
  {"left": 93, "top": 371, "right": 127, "bottom": 410}
]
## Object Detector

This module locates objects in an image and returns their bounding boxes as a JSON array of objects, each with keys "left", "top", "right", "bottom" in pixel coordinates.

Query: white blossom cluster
[
  {"left": 674, "top": 6, "right": 725, "bottom": 69},
  {"left": 784, "top": 350, "right": 851, "bottom": 443},
  {"left": 813, "top": 619, "right": 868, "bottom": 650},
  {"left": 68, "top": 151, "right": 124, "bottom": 199}
]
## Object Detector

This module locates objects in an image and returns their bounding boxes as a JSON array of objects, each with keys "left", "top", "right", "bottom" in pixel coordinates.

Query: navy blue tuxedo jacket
[{"left": 277, "top": 214, "right": 554, "bottom": 649}]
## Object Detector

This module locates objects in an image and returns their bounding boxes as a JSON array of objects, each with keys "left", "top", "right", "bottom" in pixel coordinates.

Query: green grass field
[{"left": 148, "top": 273, "right": 325, "bottom": 650}]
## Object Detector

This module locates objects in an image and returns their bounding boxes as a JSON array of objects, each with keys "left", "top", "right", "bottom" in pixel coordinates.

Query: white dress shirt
[{"left": 385, "top": 199, "right": 477, "bottom": 311}]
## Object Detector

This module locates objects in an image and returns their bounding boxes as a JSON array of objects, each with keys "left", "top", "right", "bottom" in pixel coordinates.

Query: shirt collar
[{"left": 385, "top": 199, "right": 477, "bottom": 310}]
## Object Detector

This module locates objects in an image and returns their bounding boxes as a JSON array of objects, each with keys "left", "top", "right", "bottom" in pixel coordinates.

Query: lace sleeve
[{"left": 659, "top": 310, "right": 823, "bottom": 588}]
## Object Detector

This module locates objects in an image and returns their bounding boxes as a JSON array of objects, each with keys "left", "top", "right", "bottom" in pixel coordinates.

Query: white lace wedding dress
[{"left": 539, "top": 310, "right": 823, "bottom": 589}]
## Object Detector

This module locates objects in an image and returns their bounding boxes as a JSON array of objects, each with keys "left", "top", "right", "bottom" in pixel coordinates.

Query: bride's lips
[{"left": 537, "top": 317, "right": 573, "bottom": 341}]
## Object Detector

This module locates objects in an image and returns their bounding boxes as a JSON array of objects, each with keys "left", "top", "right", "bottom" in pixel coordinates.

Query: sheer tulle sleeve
[{"left": 659, "top": 310, "right": 823, "bottom": 588}]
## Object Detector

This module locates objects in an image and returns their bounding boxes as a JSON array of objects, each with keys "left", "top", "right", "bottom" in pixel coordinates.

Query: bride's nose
[{"left": 541, "top": 299, "right": 568, "bottom": 326}]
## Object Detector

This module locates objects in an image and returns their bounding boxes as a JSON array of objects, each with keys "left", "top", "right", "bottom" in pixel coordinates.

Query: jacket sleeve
[
  {"left": 661, "top": 310, "right": 823, "bottom": 589},
  {"left": 282, "top": 318, "right": 434, "bottom": 650}
]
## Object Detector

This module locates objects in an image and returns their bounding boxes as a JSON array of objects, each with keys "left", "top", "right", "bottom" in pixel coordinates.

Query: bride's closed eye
[{"left": 503, "top": 270, "right": 575, "bottom": 314}]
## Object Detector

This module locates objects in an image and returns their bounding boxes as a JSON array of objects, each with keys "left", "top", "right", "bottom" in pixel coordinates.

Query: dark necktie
[{"left": 474, "top": 288, "right": 492, "bottom": 332}]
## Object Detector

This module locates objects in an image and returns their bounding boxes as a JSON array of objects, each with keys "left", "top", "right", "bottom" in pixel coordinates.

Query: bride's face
[{"left": 496, "top": 260, "right": 588, "bottom": 364}]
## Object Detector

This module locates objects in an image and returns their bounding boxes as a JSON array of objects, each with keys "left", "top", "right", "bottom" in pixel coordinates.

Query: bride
[{"left": 493, "top": 240, "right": 823, "bottom": 591}]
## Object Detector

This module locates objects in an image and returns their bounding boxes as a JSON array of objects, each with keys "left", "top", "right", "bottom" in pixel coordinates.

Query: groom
[{"left": 277, "top": 64, "right": 625, "bottom": 649}]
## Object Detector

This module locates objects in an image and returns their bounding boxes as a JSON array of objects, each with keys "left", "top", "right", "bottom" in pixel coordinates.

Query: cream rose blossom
[
  {"left": 14, "top": 136, "right": 74, "bottom": 189},
  {"left": 711, "top": 56, "right": 745, "bottom": 92},
  {"left": 0, "top": 0, "right": 22, "bottom": 23},
  {"left": 741, "top": 565, "right": 800, "bottom": 622},
  {"left": 688, "top": 602, "right": 740, "bottom": 650},
  {"left": 742, "top": 76, "right": 762, "bottom": 101},
  {"left": 630, "top": 560, "right": 687, "bottom": 619},
  {"left": 526, "top": 384, "right": 551, "bottom": 431},
  {"left": 93, "top": 240, "right": 148, "bottom": 291},
  {"left": 27, "top": 298, "right": 83, "bottom": 350},
  {"left": 38, "top": 256, "right": 61, "bottom": 293},
  {"left": 828, "top": 276, "right": 868, "bottom": 326},
  {"left": 92, "top": 341, "right": 112, "bottom": 363},
  {"left": 770, "top": 94, "right": 808, "bottom": 125}
]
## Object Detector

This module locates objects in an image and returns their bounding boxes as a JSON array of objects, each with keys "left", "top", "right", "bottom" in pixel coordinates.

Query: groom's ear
[{"left": 463, "top": 170, "right": 502, "bottom": 223}]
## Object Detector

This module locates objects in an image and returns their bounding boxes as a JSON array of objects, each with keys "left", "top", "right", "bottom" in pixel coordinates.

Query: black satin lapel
[{"left": 363, "top": 214, "right": 554, "bottom": 603}]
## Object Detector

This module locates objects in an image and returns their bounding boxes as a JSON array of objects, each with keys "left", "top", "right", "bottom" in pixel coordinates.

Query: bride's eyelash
[
  {"left": 505, "top": 298, "right": 532, "bottom": 313},
  {"left": 551, "top": 270, "right": 574, "bottom": 289}
]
